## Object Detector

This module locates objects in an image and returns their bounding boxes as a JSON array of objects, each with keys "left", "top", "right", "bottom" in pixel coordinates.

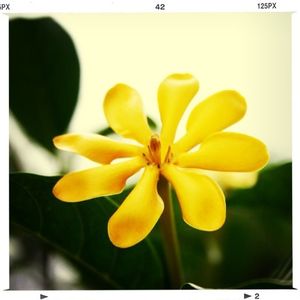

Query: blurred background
[{"left": 9, "top": 13, "right": 292, "bottom": 290}]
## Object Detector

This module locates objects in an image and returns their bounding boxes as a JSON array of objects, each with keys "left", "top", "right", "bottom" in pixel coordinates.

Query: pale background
[{"left": 10, "top": 13, "right": 291, "bottom": 175}]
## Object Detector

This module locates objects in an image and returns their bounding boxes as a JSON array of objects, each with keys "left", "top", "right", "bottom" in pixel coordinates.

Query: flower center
[
  {"left": 143, "top": 134, "right": 173, "bottom": 167},
  {"left": 147, "top": 134, "right": 161, "bottom": 166}
]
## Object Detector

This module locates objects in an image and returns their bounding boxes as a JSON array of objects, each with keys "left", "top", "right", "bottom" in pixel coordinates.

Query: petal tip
[
  {"left": 164, "top": 73, "right": 200, "bottom": 90},
  {"left": 256, "top": 143, "right": 270, "bottom": 170},
  {"left": 52, "top": 181, "right": 65, "bottom": 201},
  {"left": 167, "top": 73, "right": 195, "bottom": 80},
  {"left": 104, "top": 83, "right": 134, "bottom": 104},
  {"left": 107, "top": 219, "right": 137, "bottom": 249},
  {"left": 53, "top": 135, "right": 62, "bottom": 148},
  {"left": 184, "top": 209, "right": 226, "bottom": 232},
  {"left": 227, "top": 89, "right": 247, "bottom": 112},
  {"left": 52, "top": 178, "right": 79, "bottom": 202}
]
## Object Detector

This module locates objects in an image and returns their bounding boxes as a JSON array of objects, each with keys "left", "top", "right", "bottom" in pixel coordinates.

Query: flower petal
[
  {"left": 162, "top": 164, "right": 226, "bottom": 231},
  {"left": 216, "top": 171, "right": 258, "bottom": 190},
  {"left": 177, "top": 132, "right": 269, "bottom": 172},
  {"left": 53, "top": 133, "right": 144, "bottom": 164},
  {"left": 158, "top": 74, "right": 199, "bottom": 158},
  {"left": 103, "top": 83, "right": 152, "bottom": 145},
  {"left": 108, "top": 166, "right": 163, "bottom": 248},
  {"left": 173, "top": 90, "right": 247, "bottom": 153},
  {"left": 53, "top": 157, "right": 145, "bottom": 202}
]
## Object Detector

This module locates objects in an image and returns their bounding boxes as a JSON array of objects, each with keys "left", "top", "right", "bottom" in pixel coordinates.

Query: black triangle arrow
[
  {"left": 40, "top": 295, "right": 48, "bottom": 300},
  {"left": 244, "top": 294, "right": 251, "bottom": 299}
]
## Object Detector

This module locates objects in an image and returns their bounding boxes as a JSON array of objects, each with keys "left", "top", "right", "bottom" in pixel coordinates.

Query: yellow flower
[{"left": 52, "top": 74, "right": 269, "bottom": 248}]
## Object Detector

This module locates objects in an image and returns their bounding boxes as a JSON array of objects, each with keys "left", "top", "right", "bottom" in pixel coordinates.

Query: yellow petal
[
  {"left": 53, "top": 133, "right": 143, "bottom": 164},
  {"left": 177, "top": 132, "right": 269, "bottom": 172},
  {"left": 53, "top": 157, "right": 145, "bottom": 202},
  {"left": 162, "top": 164, "right": 226, "bottom": 231},
  {"left": 103, "top": 83, "right": 152, "bottom": 145},
  {"left": 216, "top": 171, "right": 258, "bottom": 190},
  {"left": 158, "top": 74, "right": 199, "bottom": 158},
  {"left": 173, "top": 90, "right": 247, "bottom": 153},
  {"left": 108, "top": 166, "right": 163, "bottom": 248}
]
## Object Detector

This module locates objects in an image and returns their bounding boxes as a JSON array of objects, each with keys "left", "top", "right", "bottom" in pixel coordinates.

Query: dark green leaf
[
  {"left": 10, "top": 18, "right": 80, "bottom": 152},
  {"left": 98, "top": 127, "right": 114, "bottom": 136},
  {"left": 147, "top": 116, "right": 158, "bottom": 130},
  {"left": 10, "top": 173, "right": 165, "bottom": 289}
]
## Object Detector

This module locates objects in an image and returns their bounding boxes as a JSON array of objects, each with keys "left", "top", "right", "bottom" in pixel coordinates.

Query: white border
[
  {"left": 4, "top": 0, "right": 299, "bottom": 13},
  {"left": 1, "top": 290, "right": 300, "bottom": 300},
  {"left": 0, "top": 13, "right": 9, "bottom": 292},
  {"left": 2, "top": 0, "right": 300, "bottom": 299}
]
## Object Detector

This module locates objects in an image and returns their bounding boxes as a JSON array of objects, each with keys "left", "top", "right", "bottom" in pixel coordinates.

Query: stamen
[
  {"left": 164, "top": 146, "right": 172, "bottom": 163},
  {"left": 148, "top": 134, "right": 161, "bottom": 166},
  {"left": 147, "top": 145, "right": 156, "bottom": 162}
]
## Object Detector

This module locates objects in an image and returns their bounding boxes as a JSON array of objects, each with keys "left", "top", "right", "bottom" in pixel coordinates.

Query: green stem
[{"left": 158, "top": 176, "right": 183, "bottom": 289}]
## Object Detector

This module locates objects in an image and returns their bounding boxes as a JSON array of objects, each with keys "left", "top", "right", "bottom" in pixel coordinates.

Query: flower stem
[{"left": 158, "top": 176, "right": 183, "bottom": 289}]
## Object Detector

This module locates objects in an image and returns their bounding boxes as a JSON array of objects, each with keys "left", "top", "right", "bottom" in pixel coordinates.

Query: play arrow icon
[
  {"left": 40, "top": 295, "right": 48, "bottom": 299},
  {"left": 244, "top": 294, "right": 251, "bottom": 299}
]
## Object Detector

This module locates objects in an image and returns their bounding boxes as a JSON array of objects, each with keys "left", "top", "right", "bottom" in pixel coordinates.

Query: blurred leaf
[
  {"left": 147, "top": 116, "right": 158, "bottom": 130},
  {"left": 10, "top": 17, "right": 80, "bottom": 152},
  {"left": 9, "top": 144, "right": 22, "bottom": 172},
  {"left": 173, "top": 162, "right": 292, "bottom": 288},
  {"left": 98, "top": 116, "right": 157, "bottom": 136},
  {"left": 10, "top": 173, "right": 165, "bottom": 289},
  {"left": 98, "top": 127, "right": 114, "bottom": 136},
  {"left": 271, "top": 256, "right": 292, "bottom": 281}
]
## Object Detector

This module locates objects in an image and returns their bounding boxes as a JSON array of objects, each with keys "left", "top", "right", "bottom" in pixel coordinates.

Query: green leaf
[
  {"left": 98, "top": 127, "right": 114, "bottom": 136},
  {"left": 10, "top": 173, "right": 165, "bottom": 289},
  {"left": 174, "top": 162, "right": 292, "bottom": 289},
  {"left": 9, "top": 18, "right": 80, "bottom": 152},
  {"left": 146, "top": 116, "right": 158, "bottom": 130}
]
